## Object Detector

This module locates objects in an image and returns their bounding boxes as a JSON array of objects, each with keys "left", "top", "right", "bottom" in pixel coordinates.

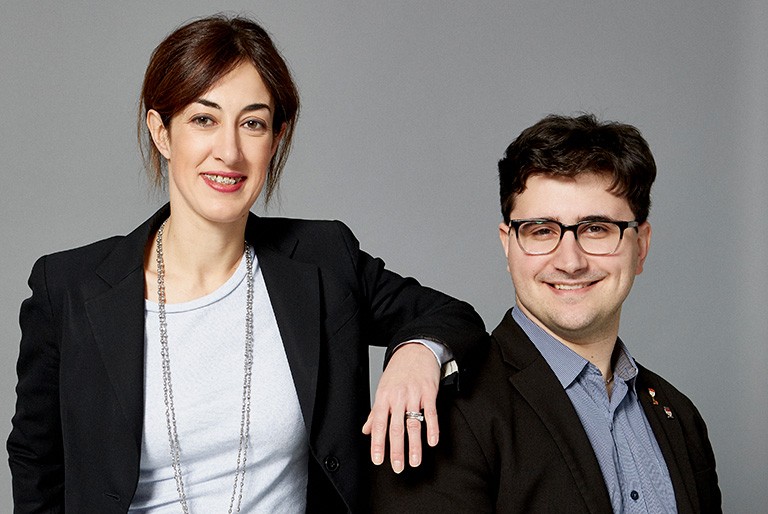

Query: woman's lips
[{"left": 201, "top": 172, "right": 245, "bottom": 192}]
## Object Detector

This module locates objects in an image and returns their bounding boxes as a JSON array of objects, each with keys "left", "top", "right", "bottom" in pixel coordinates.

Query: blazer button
[{"left": 324, "top": 455, "right": 340, "bottom": 472}]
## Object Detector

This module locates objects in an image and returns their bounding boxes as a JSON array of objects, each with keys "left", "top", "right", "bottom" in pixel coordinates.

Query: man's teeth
[
  {"left": 205, "top": 174, "right": 242, "bottom": 185},
  {"left": 554, "top": 283, "right": 589, "bottom": 290}
]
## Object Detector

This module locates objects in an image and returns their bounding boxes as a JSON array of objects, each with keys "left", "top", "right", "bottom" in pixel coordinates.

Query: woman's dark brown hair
[{"left": 138, "top": 14, "right": 300, "bottom": 203}]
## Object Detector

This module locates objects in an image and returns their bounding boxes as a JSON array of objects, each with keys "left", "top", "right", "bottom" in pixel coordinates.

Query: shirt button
[
  {"left": 630, "top": 490, "right": 640, "bottom": 501},
  {"left": 324, "top": 455, "right": 340, "bottom": 472}
]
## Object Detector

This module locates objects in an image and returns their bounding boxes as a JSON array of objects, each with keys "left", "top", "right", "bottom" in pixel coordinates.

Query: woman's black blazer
[{"left": 7, "top": 204, "right": 485, "bottom": 513}]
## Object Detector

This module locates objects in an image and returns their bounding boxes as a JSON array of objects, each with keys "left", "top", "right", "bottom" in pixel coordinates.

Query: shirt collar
[{"left": 511, "top": 306, "right": 639, "bottom": 390}]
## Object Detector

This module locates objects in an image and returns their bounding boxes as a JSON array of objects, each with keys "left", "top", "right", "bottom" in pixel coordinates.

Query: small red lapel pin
[
  {"left": 663, "top": 406, "right": 674, "bottom": 419},
  {"left": 648, "top": 388, "right": 659, "bottom": 405}
]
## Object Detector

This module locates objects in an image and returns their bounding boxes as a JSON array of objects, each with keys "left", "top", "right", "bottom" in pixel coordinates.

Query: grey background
[{"left": 1, "top": 1, "right": 765, "bottom": 511}]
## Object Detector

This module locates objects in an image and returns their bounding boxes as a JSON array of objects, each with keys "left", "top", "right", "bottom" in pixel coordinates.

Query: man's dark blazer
[
  {"left": 7, "top": 204, "right": 485, "bottom": 513},
  {"left": 373, "top": 310, "right": 721, "bottom": 513}
]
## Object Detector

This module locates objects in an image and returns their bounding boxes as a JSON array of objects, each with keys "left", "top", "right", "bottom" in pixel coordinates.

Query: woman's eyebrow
[{"left": 194, "top": 98, "right": 272, "bottom": 114}]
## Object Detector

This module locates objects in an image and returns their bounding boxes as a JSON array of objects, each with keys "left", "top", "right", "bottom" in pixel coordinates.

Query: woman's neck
[{"left": 145, "top": 212, "right": 250, "bottom": 303}]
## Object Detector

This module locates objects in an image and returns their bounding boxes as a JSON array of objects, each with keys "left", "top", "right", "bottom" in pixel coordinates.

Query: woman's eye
[
  {"left": 191, "top": 115, "right": 213, "bottom": 126},
  {"left": 243, "top": 119, "right": 267, "bottom": 132}
]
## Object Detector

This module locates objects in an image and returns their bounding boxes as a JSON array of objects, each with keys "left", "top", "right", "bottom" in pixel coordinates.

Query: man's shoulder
[
  {"left": 454, "top": 336, "right": 509, "bottom": 395},
  {"left": 449, "top": 314, "right": 548, "bottom": 408},
  {"left": 636, "top": 363, "right": 702, "bottom": 414},
  {"left": 445, "top": 331, "right": 532, "bottom": 429},
  {"left": 635, "top": 362, "right": 715, "bottom": 446}
]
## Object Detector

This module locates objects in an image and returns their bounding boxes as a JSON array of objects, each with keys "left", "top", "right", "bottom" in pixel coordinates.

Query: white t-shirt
[{"left": 130, "top": 249, "right": 308, "bottom": 513}]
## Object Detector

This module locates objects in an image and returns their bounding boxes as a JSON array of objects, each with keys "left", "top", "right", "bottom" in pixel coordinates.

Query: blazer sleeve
[
  {"left": 687, "top": 403, "right": 721, "bottom": 512},
  {"left": 7, "top": 256, "right": 65, "bottom": 513},
  {"left": 332, "top": 221, "right": 486, "bottom": 376}
]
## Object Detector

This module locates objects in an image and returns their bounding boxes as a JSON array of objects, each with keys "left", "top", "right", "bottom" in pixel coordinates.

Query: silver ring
[{"left": 405, "top": 411, "right": 424, "bottom": 422}]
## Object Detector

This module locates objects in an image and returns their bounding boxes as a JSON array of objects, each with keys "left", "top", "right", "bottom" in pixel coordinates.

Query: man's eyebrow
[
  {"left": 516, "top": 215, "right": 620, "bottom": 223},
  {"left": 194, "top": 98, "right": 272, "bottom": 114},
  {"left": 579, "top": 215, "right": 619, "bottom": 222}
]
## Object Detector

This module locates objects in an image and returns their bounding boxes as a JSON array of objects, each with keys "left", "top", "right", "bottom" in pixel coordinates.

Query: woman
[{"left": 7, "top": 14, "right": 484, "bottom": 513}]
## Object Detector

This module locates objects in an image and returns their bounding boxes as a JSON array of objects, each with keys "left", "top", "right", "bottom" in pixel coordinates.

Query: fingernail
[
  {"left": 429, "top": 434, "right": 438, "bottom": 446},
  {"left": 410, "top": 454, "right": 420, "bottom": 467},
  {"left": 373, "top": 452, "right": 383, "bottom": 465},
  {"left": 393, "top": 460, "right": 403, "bottom": 474}
]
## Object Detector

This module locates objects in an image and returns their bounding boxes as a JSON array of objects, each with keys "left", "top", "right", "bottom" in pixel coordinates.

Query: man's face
[{"left": 499, "top": 173, "right": 651, "bottom": 346}]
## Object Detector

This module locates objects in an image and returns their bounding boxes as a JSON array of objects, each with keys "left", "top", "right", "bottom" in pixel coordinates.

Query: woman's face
[{"left": 148, "top": 62, "right": 281, "bottom": 227}]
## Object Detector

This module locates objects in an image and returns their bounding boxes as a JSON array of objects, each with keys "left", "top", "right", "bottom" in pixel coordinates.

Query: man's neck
[{"left": 513, "top": 305, "right": 619, "bottom": 381}]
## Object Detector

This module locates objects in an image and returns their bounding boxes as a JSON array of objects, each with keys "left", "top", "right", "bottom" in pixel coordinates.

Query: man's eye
[
  {"left": 582, "top": 223, "right": 612, "bottom": 237},
  {"left": 524, "top": 224, "right": 558, "bottom": 238}
]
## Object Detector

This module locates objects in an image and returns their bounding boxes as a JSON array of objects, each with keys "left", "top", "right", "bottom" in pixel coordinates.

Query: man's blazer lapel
[
  {"left": 248, "top": 217, "right": 321, "bottom": 436},
  {"left": 494, "top": 314, "right": 613, "bottom": 513},
  {"left": 637, "top": 371, "right": 699, "bottom": 514}
]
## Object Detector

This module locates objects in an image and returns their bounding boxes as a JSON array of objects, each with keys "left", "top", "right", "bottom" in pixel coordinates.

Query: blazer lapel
[
  {"left": 248, "top": 217, "right": 321, "bottom": 435},
  {"left": 82, "top": 207, "right": 323, "bottom": 451},
  {"left": 637, "top": 370, "right": 699, "bottom": 514},
  {"left": 85, "top": 205, "right": 168, "bottom": 451},
  {"left": 494, "top": 314, "right": 613, "bottom": 513},
  {"left": 85, "top": 268, "right": 146, "bottom": 449}
]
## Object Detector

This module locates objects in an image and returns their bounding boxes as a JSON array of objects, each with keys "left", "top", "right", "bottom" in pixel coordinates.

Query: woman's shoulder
[
  {"left": 32, "top": 235, "right": 127, "bottom": 279},
  {"left": 46, "top": 234, "right": 125, "bottom": 258},
  {"left": 249, "top": 216, "right": 365, "bottom": 279},
  {"left": 250, "top": 216, "right": 358, "bottom": 248},
  {"left": 34, "top": 207, "right": 162, "bottom": 280},
  {"left": 255, "top": 216, "right": 353, "bottom": 236}
]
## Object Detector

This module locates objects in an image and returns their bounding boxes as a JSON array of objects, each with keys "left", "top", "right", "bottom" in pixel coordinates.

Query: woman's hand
[{"left": 362, "top": 343, "right": 440, "bottom": 473}]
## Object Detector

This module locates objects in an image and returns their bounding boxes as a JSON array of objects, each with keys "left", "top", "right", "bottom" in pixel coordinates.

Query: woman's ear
[{"left": 146, "top": 109, "right": 171, "bottom": 159}]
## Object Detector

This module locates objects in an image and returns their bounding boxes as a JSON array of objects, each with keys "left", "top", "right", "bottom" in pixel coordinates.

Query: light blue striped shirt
[{"left": 512, "top": 307, "right": 677, "bottom": 513}]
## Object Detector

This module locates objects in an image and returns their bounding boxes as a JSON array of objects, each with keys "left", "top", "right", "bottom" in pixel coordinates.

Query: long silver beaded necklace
[{"left": 155, "top": 219, "right": 255, "bottom": 514}]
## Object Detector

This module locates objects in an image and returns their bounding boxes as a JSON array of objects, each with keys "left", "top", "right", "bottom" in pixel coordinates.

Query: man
[{"left": 373, "top": 114, "right": 721, "bottom": 513}]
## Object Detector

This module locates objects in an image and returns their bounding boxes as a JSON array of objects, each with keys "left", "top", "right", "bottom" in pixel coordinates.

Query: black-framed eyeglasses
[{"left": 508, "top": 218, "right": 639, "bottom": 256}]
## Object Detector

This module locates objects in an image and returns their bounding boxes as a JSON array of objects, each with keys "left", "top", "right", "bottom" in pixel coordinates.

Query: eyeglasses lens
[{"left": 518, "top": 221, "right": 621, "bottom": 255}]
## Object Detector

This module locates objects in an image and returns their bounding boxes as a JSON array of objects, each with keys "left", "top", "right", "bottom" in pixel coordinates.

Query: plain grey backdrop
[{"left": 1, "top": 1, "right": 766, "bottom": 511}]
